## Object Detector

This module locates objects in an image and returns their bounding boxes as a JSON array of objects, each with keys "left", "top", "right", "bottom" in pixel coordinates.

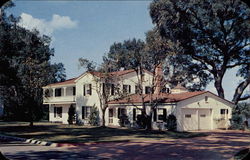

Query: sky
[{"left": 7, "top": 0, "right": 246, "bottom": 101}]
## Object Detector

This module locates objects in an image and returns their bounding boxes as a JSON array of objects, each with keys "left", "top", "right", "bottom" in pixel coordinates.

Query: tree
[
  {"left": 0, "top": 5, "right": 66, "bottom": 125},
  {"left": 145, "top": 29, "right": 212, "bottom": 91},
  {"left": 150, "top": 0, "right": 250, "bottom": 104},
  {"left": 68, "top": 104, "right": 76, "bottom": 125}
]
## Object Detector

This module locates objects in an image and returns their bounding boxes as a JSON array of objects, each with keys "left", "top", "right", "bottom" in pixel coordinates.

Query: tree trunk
[
  {"left": 232, "top": 76, "right": 250, "bottom": 104},
  {"left": 214, "top": 76, "right": 225, "bottom": 98},
  {"left": 102, "top": 108, "right": 106, "bottom": 127}
]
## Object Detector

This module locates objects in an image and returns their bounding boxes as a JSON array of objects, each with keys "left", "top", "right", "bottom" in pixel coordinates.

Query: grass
[{"left": 0, "top": 121, "right": 208, "bottom": 143}]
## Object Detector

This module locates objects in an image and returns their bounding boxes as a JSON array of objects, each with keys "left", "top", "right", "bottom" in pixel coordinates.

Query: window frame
[
  {"left": 54, "top": 106, "right": 62, "bottom": 118},
  {"left": 82, "top": 106, "right": 91, "bottom": 119}
]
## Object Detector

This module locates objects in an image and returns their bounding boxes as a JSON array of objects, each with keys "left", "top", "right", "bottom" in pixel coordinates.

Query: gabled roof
[
  {"left": 108, "top": 91, "right": 207, "bottom": 104},
  {"left": 75, "top": 69, "right": 153, "bottom": 82},
  {"left": 43, "top": 78, "right": 77, "bottom": 88},
  {"left": 173, "top": 84, "right": 187, "bottom": 90},
  {"left": 43, "top": 69, "right": 153, "bottom": 88}
]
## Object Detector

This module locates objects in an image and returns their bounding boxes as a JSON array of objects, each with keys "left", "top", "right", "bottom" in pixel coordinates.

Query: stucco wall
[
  {"left": 175, "top": 92, "right": 233, "bottom": 131},
  {"left": 49, "top": 104, "right": 71, "bottom": 124}
]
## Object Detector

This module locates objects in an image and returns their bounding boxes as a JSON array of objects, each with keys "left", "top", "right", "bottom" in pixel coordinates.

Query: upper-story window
[
  {"left": 103, "top": 83, "right": 115, "bottom": 96},
  {"left": 123, "top": 85, "right": 131, "bottom": 94},
  {"left": 83, "top": 84, "right": 92, "bottom": 96},
  {"left": 145, "top": 86, "right": 152, "bottom": 94},
  {"left": 73, "top": 87, "right": 76, "bottom": 96},
  {"left": 220, "top": 109, "right": 228, "bottom": 115},
  {"left": 44, "top": 89, "right": 52, "bottom": 97},
  {"left": 55, "top": 88, "right": 62, "bottom": 97},
  {"left": 135, "top": 85, "right": 142, "bottom": 94}
]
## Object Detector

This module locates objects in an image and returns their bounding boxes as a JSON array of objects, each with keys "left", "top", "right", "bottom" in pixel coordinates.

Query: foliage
[
  {"left": 231, "top": 103, "right": 250, "bottom": 129},
  {"left": 0, "top": 5, "right": 66, "bottom": 125},
  {"left": 150, "top": 0, "right": 250, "bottom": 104},
  {"left": 166, "top": 114, "right": 177, "bottom": 131},
  {"left": 88, "top": 106, "right": 99, "bottom": 126},
  {"left": 118, "top": 114, "right": 129, "bottom": 127},
  {"left": 68, "top": 105, "right": 76, "bottom": 125}
]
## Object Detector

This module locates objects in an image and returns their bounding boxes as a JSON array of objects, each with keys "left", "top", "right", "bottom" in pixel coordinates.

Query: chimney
[{"left": 154, "top": 63, "right": 163, "bottom": 94}]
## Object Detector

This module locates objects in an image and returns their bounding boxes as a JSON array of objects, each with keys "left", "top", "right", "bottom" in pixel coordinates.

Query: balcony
[
  {"left": 43, "top": 86, "right": 76, "bottom": 104},
  {"left": 43, "top": 95, "right": 76, "bottom": 104}
]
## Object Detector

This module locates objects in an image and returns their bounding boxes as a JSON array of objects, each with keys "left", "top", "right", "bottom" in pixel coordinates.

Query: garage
[{"left": 182, "top": 108, "right": 212, "bottom": 131}]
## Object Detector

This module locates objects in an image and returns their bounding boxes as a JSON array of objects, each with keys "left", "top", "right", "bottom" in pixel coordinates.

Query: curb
[{"left": 0, "top": 134, "right": 70, "bottom": 148}]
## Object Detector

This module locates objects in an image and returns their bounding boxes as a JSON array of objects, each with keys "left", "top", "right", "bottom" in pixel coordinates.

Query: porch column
[
  {"left": 52, "top": 88, "right": 55, "bottom": 97},
  {"left": 63, "top": 87, "right": 67, "bottom": 96}
]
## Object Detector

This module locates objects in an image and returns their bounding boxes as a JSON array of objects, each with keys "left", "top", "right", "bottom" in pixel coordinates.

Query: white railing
[{"left": 43, "top": 96, "right": 76, "bottom": 103}]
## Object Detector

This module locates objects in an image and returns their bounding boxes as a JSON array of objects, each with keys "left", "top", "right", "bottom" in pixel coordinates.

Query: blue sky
[{"left": 8, "top": 0, "right": 244, "bottom": 101}]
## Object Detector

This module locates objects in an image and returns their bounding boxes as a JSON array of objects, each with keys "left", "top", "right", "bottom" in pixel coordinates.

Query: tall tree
[
  {"left": 145, "top": 29, "right": 212, "bottom": 91},
  {"left": 150, "top": 0, "right": 250, "bottom": 104},
  {"left": 0, "top": 5, "right": 66, "bottom": 125}
]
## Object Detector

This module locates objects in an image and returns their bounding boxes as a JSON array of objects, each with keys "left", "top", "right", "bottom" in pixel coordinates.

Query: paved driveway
[
  {"left": 1, "top": 130, "right": 249, "bottom": 160},
  {"left": 71, "top": 130, "right": 250, "bottom": 160}
]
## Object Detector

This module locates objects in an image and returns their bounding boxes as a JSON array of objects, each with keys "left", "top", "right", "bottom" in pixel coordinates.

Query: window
[
  {"left": 103, "top": 83, "right": 115, "bottom": 95},
  {"left": 82, "top": 106, "right": 91, "bottom": 119},
  {"left": 118, "top": 108, "right": 126, "bottom": 118},
  {"left": 73, "top": 87, "right": 76, "bottom": 96},
  {"left": 44, "top": 89, "right": 52, "bottom": 97},
  {"left": 185, "top": 114, "right": 191, "bottom": 118},
  {"left": 135, "top": 85, "right": 142, "bottom": 94},
  {"left": 220, "top": 109, "right": 228, "bottom": 114},
  {"left": 123, "top": 85, "right": 131, "bottom": 94},
  {"left": 205, "top": 96, "right": 208, "bottom": 102},
  {"left": 200, "top": 114, "right": 206, "bottom": 117},
  {"left": 133, "top": 108, "right": 136, "bottom": 121},
  {"left": 111, "top": 84, "right": 115, "bottom": 95},
  {"left": 54, "top": 107, "right": 62, "bottom": 118},
  {"left": 145, "top": 86, "right": 152, "bottom": 94},
  {"left": 166, "top": 88, "right": 170, "bottom": 93},
  {"left": 55, "top": 88, "right": 62, "bottom": 97},
  {"left": 83, "top": 84, "right": 92, "bottom": 96},
  {"left": 157, "top": 108, "right": 167, "bottom": 122}
]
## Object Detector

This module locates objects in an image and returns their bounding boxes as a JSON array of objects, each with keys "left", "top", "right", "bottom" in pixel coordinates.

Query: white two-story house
[{"left": 43, "top": 68, "right": 234, "bottom": 131}]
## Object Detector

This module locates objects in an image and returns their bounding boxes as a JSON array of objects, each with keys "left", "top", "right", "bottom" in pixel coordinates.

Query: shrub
[
  {"left": 119, "top": 114, "right": 129, "bottom": 127},
  {"left": 67, "top": 104, "right": 76, "bottom": 125},
  {"left": 166, "top": 114, "right": 177, "bottom": 131},
  {"left": 89, "top": 106, "right": 99, "bottom": 126}
]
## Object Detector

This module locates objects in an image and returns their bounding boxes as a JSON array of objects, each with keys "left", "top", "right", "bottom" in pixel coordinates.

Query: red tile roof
[
  {"left": 44, "top": 69, "right": 152, "bottom": 87},
  {"left": 108, "top": 91, "right": 207, "bottom": 104},
  {"left": 43, "top": 78, "right": 77, "bottom": 87},
  {"left": 88, "top": 69, "right": 152, "bottom": 77}
]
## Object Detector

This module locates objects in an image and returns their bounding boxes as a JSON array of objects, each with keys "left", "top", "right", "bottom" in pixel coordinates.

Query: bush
[
  {"left": 119, "top": 114, "right": 129, "bottom": 127},
  {"left": 68, "top": 105, "right": 76, "bottom": 125},
  {"left": 89, "top": 106, "right": 99, "bottom": 126},
  {"left": 166, "top": 114, "right": 177, "bottom": 131}
]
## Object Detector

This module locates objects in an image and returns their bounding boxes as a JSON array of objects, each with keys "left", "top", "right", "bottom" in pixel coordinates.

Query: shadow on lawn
[{"left": 0, "top": 123, "right": 207, "bottom": 143}]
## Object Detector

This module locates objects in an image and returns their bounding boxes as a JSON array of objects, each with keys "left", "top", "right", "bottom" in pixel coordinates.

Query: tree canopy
[
  {"left": 150, "top": 0, "right": 250, "bottom": 104},
  {"left": 0, "top": 4, "right": 66, "bottom": 125}
]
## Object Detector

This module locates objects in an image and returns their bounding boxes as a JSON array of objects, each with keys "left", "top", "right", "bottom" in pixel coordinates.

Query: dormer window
[{"left": 83, "top": 84, "right": 92, "bottom": 96}]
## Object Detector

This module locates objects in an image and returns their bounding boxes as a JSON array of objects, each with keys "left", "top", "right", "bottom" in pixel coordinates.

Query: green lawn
[{"left": 0, "top": 121, "right": 208, "bottom": 143}]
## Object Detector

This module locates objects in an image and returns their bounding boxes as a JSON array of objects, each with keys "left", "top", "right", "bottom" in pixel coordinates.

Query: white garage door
[
  {"left": 198, "top": 109, "right": 212, "bottom": 130},
  {"left": 182, "top": 109, "right": 212, "bottom": 131}
]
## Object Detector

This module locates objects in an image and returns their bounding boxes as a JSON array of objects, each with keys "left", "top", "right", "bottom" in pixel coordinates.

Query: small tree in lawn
[
  {"left": 68, "top": 104, "right": 76, "bottom": 125},
  {"left": 89, "top": 105, "right": 99, "bottom": 126}
]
